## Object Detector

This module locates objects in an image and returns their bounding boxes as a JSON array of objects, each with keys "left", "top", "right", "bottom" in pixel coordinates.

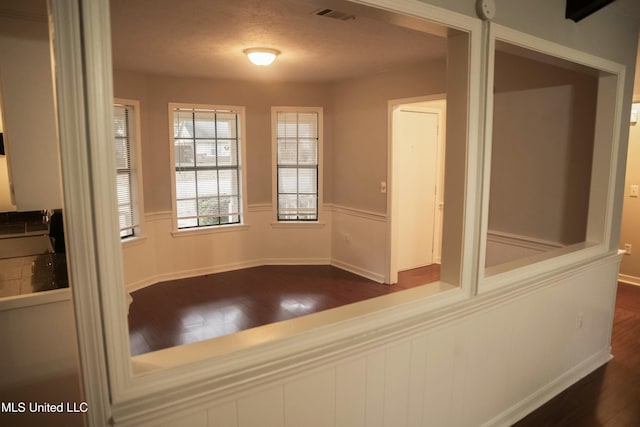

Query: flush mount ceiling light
[{"left": 243, "top": 48, "right": 280, "bottom": 66}]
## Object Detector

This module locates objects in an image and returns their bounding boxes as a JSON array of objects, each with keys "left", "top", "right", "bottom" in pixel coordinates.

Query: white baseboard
[
  {"left": 618, "top": 273, "right": 640, "bottom": 286},
  {"left": 262, "top": 257, "right": 331, "bottom": 265},
  {"left": 127, "top": 258, "right": 343, "bottom": 292},
  {"left": 331, "top": 258, "right": 385, "bottom": 283},
  {"left": 483, "top": 347, "right": 612, "bottom": 427},
  {"left": 126, "top": 259, "right": 264, "bottom": 293}
]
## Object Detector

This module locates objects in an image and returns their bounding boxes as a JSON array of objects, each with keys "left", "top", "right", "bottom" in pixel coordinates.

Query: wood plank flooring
[
  {"left": 128, "top": 264, "right": 439, "bottom": 355},
  {"left": 513, "top": 282, "right": 640, "bottom": 426}
]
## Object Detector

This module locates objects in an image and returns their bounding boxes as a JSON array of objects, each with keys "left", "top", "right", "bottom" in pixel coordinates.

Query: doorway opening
[{"left": 388, "top": 96, "right": 446, "bottom": 284}]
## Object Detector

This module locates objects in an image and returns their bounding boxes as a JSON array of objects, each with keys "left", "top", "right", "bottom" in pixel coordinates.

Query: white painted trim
[
  {"left": 478, "top": 23, "right": 626, "bottom": 294},
  {"left": 490, "top": 24, "right": 626, "bottom": 76},
  {"left": 167, "top": 103, "right": 249, "bottom": 233},
  {"left": 270, "top": 106, "right": 324, "bottom": 223},
  {"left": 331, "top": 259, "right": 386, "bottom": 283},
  {"left": 145, "top": 211, "right": 172, "bottom": 222},
  {"left": 263, "top": 257, "right": 331, "bottom": 265},
  {"left": 0, "top": 287, "right": 71, "bottom": 312},
  {"left": 49, "top": 0, "right": 112, "bottom": 423},
  {"left": 455, "top": 14, "right": 484, "bottom": 298},
  {"left": 55, "top": 0, "right": 627, "bottom": 422},
  {"left": 483, "top": 347, "right": 612, "bottom": 427},
  {"left": 114, "top": 97, "right": 145, "bottom": 239},
  {"left": 247, "top": 203, "right": 272, "bottom": 212},
  {"left": 126, "top": 259, "right": 264, "bottom": 293},
  {"left": 126, "top": 258, "right": 334, "bottom": 293},
  {"left": 326, "top": 203, "right": 387, "bottom": 222},
  {"left": 484, "top": 243, "right": 606, "bottom": 290},
  {"left": 618, "top": 273, "right": 640, "bottom": 286},
  {"left": 270, "top": 222, "right": 326, "bottom": 229},
  {"left": 47, "top": 0, "right": 629, "bottom": 425},
  {"left": 103, "top": 0, "right": 482, "bottom": 408},
  {"left": 352, "top": 0, "right": 480, "bottom": 33},
  {"left": 118, "top": 281, "right": 463, "bottom": 423},
  {"left": 114, "top": 252, "right": 621, "bottom": 424},
  {"left": 80, "top": 0, "right": 134, "bottom": 405},
  {"left": 387, "top": 95, "right": 446, "bottom": 284},
  {"left": 486, "top": 230, "right": 563, "bottom": 252},
  {"left": 121, "top": 235, "right": 148, "bottom": 248},
  {"left": 170, "top": 224, "right": 250, "bottom": 238}
]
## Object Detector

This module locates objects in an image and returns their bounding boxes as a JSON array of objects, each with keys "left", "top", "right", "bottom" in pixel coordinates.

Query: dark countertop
[{"left": 0, "top": 211, "right": 49, "bottom": 236}]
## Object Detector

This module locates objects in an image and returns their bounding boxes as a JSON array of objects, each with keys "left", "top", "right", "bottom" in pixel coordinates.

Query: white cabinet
[{"left": 0, "top": 14, "right": 62, "bottom": 211}]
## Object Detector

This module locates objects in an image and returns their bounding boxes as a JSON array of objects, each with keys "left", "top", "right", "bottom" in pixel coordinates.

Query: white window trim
[
  {"left": 168, "top": 102, "right": 248, "bottom": 235},
  {"left": 114, "top": 98, "right": 146, "bottom": 245},
  {"left": 477, "top": 23, "right": 626, "bottom": 293},
  {"left": 271, "top": 106, "right": 324, "bottom": 225}
]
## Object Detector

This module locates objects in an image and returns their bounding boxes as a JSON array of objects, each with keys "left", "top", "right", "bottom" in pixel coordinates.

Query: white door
[{"left": 396, "top": 108, "right": 439, "bottom": 271}]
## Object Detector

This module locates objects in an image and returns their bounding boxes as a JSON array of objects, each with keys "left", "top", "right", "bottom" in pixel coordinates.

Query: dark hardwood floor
[
  {"left": 514, "top": 282, "right": 640, "bottom": 427},
  {"left": 128, "top": 264, "right": 439, "bottom": 355}
]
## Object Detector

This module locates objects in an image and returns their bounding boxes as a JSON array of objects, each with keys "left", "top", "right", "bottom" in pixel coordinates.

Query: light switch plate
[{"left": 631, "top": 184, "right": 639, "bottom": 197}]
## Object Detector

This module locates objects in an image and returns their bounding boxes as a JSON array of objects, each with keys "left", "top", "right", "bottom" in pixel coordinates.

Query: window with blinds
[
  {"left": 172, "top": 106, "right": 242, "bottom": 229},
  {"left": 113, "top": 103, "right": 139, "bottom": 238},
  {"left": 275, "top": 110, "right": 319, "bottom": 221}
]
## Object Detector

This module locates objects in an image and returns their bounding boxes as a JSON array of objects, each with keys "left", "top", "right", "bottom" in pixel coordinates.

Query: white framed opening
[
  {"left": 48, "top": 0, "right": 483, "bottom": 421},
  {"left": 478, "top": 24, "right": 626, "bottom": 292},
  {"left": 46, "top": 0, "right": 631, "bottom": 423},
  {"left": 387, "top": 95, "right": 446, "bottom": 284}
]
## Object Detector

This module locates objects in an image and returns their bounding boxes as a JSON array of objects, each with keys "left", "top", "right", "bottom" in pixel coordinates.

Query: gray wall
[
  {"left": 489, "top": 51, "right": 598, "bottom": 244},
  {"left": 113, "top": 59, "right": 447, "bottom": 215}
]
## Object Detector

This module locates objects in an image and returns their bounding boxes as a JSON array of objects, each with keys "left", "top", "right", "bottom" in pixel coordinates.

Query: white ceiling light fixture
[{"left": 243, "top": 48, "right": 281, "bottom": 66}]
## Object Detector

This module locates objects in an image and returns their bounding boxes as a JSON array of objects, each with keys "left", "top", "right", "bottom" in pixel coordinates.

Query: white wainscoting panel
[
  {"left": 329, "top": 204, "right": 388, "bottom": 283},
  {"left": 123, "top": 205, "right": 384, "bottom": 291},
  {"left": 0, "top": 293, "right": 79, "bottom": 388},
  {"left": 156, "top": 411, "right": 207, "bottom": 427},
  {"left": 383, "top": 341, "right": 412, "bottom": 426},
  {"left": 237, "top": 386, "right": 284, "bottom": 427},
  {"left": 207, "top": 401, "right": 238, "bottom": 427},
  {"left": 335, "top": 359, "right": 367, "bottom": 427},
  {"left": 365, "top": 351, "right": 386, "bottom": 427},
  {"left": 485, "top": 229, "right": 563, "bottom": 268},
  {"left": 284, "top": 370, "right": 336, "bottom": 427},
  {"left": 123, "top": 207, "right": 333, "bottom": 291},
  {"left": 114, "top": 254, "right": 620, "bottom": 427}
]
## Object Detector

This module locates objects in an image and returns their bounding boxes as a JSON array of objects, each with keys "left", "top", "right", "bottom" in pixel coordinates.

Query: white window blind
[
  {"left": 173, "top": 107, "right": 242, "bottom": 229},
  {"left": 113, "top": 104, "right": 138, "bottom": 238},
  {"left": 276, "top": 111, "right": 318, "bottom": 221}
]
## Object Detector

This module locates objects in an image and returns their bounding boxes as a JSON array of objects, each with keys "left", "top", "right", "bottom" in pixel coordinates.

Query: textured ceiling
[{"left": 109, "top": 0, "right": 449, "bottom": 83}]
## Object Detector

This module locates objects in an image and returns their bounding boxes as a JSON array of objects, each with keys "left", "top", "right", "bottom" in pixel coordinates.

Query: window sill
[
  {"left": 481, "top": 241, "right": 604, "bottom": 293},
  {"left": 270, "top": 222, "right": 326, "bottom": 229},
  {"left": 171, "top": 224, "right": 250, "bottom": 238}
]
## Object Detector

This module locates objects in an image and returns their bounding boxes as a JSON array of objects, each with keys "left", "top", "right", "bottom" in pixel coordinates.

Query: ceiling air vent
[{"left": 313, "top": 8, "right": 355, "bottom": 21}]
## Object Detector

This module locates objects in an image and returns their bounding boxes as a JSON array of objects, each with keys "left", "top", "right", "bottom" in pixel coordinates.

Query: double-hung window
[
  {"left": 171, "top": 105, "right": 243, "bottom": 229},
  {"left": 273, "top": 108, "right": 322, "bottom": 221},
  {"left": 113, "top": 100, "right": 142, "bottom": 238}
]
